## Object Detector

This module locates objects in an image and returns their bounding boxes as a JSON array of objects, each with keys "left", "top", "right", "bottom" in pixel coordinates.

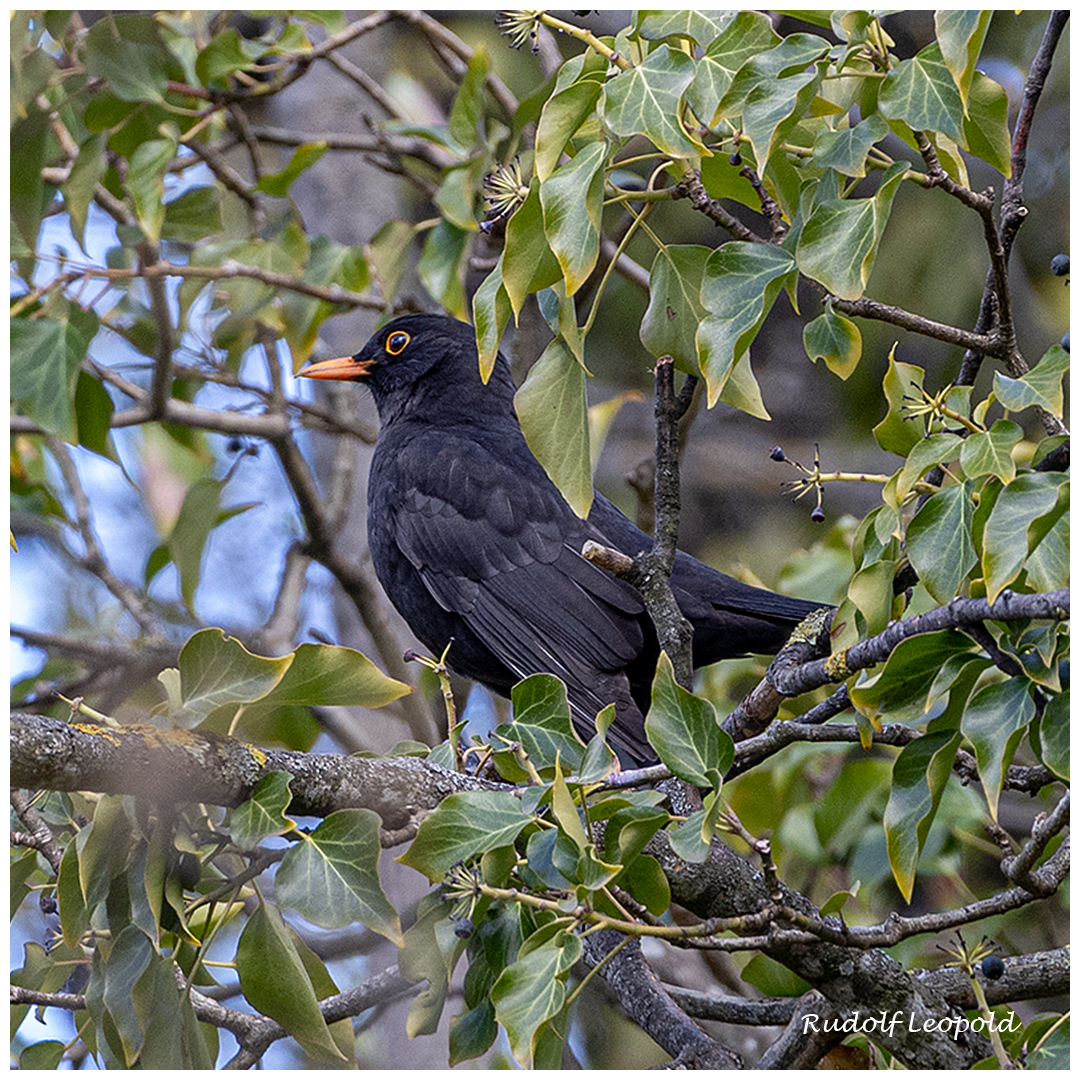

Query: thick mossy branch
[{"left": 10, "top": 712, "right": 498, "bottom": 831}]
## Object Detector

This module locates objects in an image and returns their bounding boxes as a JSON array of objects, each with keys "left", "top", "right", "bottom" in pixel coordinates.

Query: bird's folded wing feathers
[{"left": 391, "top": 437, "right": 647, "bottom": 707}]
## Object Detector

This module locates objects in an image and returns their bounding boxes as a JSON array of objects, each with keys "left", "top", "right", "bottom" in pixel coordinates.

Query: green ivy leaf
[
  {"left": 906, "top": 481, "right": 978, "bottom": 603},
  {"left": 961, "top": 679, "right": 1036, "bottom": 821},
  {"left": 472, "top": 257, "right": 512, "bottom": 383},
  {"left": 644, "top": 652, "right": 732, "bottom": 786},
  {"left": 174, "top": 628, "right": 291, "bottom": 726},
  {"left": 366, "top": 219, "right": 415, "bottom": 305},
  {"left": 433, "top": 157, "right": 485, "bottom": 232},
  {"left": 741, "top": 61, "right": 823, "bottom": 173},
  {"left": 811, "top": 114, "right": 889, "bottom": 177},
  {"left": 502, "top": 181, "right": 561, "bottom": 318},
  {"left": 962, "top": 71, "right": 1012, "bottom": 176},
  {"left": 449, "top": 1000, "right": 498, "bottom": 1066},
  {"left": 640, "top": 244, "right": 711, "bottom": 372},
  {"left": 604, "top": 806, "right": 670, "bottom": 868},
  {"left": 873, "top": 353, "right": 926, "bottom": 456},
  {"left": 884, "top": 730, "right": 962, "bottom": 902},
  {"left": 614, "top": 852, "right": 671, "bottom": 915},
  {"left": 229, "top": 772, "right": 295, "bottom": 851},
  {"left": 282, "top": 235, "right": 370, "bottom": 366},
  {"left": 165, "top": 476, "right": 223, "bottom": 611},
  {"left": 1024, "top": 487, "right": 1068, "bottom": 595},
  {"left": 699, "top": 146, "right": 766, "bottom": 211},
  {"left": 73, "top": 370, "right": 116, "bottom": 459},
  {"left": 255, "top": 141, "right": 328, "bottom": 197},
  {"left": 687, "top": 11, "right": 780, "bottom": 127},
  {"left": 515, "top": 338, "right": 592, "bottom": 518},
  {"left": 535, "top": 51, "right": 608, "bottom": 181},
  {"left": 497, "top": 674, "right": 584, "bottom": 771},
  {"left": 398, "top": 894, "right": 457, "bottom": 1037},
  {"left": 803, "top": 301, "right": 862, "bottom": 379},
  {"left": 277, "top": 809, "right": 402, "bottom": 943},
  {"left": 959, "top": 419, "right": 1022, "bottom": 483},
  {"left": 64, "top": 132, "right": 107, "bottom": 251},
  {"left": 194, "top": 27, "right": 262, "bottom": 85},
  {"left": 129, "top": 133, "right": 179, "bottom": 243},
  {"left": 634, "top": 10, "right": 735, "bottom": 49},
  {"left": 491, "top": 931, "right": 581, "bottom": 1068},
  {"left": 1031, "top": 690, "right": 1069, "bottom": 782},
  {"left": 715, "top": 33, "right": 831, "bottom": 122},
  {"left": 11, "top": 306, "right": 101, "bottom": 440},
  {"left": 601, "top": 45, "right": 704, "bottom": 159},
  {"left": 698, "top": 242, "right": 795, "bottom": 407},
  {"left": 981, "top": 473, "right": 1065, "bottom": 602},
  {"left": 418, "top": 221, "right": 469, "bottom": 320},
  {"left": 894, "top": 431, "right": 962, "bottom": 503},
  {"left": 934, "top": 10, "right": 992, "bottom": 108},
  {"left": 993, "top": 345, "right": 1069, "bottom": 417},
  {"left": 84, "top": 15, "right": 171, "bottom": 104},
  {"left": 879, "top": 42, "right": 966, "bottom": 146},
  {"left": 236, "top": 903, "right": 347, "bottom": 1062},
  {"left": 101, "top": 925, "right": 155, "bottom": 1064},
  {"left": 849, "top": 630, "right": 978, "bottom": 724},
  {"left": 210, "top": 640, "right": 411, "bottom": 742},
  {"left": 539, "top": 141, "right": 607, "bottom": 296},
  {"left": 56, "top": 840, "right": 87, "bottom": 947},
  {"left": 446, "top": 45, "right": 490, "bottom": 151},
  {"left": 796, "top": 161, "right": 906, "bottom": 300},
  {"left": 397, "top": 791, "right": 534, "bottom": 879},
  {"left": 161, "top": 185, "right": 224, "bottom": 244}
]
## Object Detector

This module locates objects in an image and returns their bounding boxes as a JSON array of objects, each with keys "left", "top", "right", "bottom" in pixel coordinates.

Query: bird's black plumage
[{"left": 300, "top": 314, "right": 824, "bottom": 765}]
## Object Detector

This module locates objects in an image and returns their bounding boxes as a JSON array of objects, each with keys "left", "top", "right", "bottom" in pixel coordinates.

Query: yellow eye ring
[{"left": 386, "top": 330, "right": 410, "bottom": 355}]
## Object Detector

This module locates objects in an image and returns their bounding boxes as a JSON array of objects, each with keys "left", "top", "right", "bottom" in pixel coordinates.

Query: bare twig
[
  {"left": 398, "top": 10, "right": 518, "bottom": 119},
  {"left": 584, "top": 358, "right": 696, "bottom": 688},
  {"left": 674, "top": 170, "right": 765, "bottom": 243},
  {"left": 45, "top": 437, "right": 163, "bottom": 637},
  {"left": 1001, "top": 790, "right": 1070, "bottom": 893},
  {"left": 10, "top": 789, "right": 64, "bottom": 873},
  {"left": 771, "top": 590, "right": 1070, "bottom": 698}
]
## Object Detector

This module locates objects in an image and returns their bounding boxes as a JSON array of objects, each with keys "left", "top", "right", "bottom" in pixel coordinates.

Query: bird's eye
[{"left": 386, "top": 331, "right": 410, "bottom": 356}]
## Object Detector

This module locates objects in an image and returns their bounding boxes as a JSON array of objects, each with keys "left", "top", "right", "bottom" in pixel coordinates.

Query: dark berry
[
  {"left": 811, "top": 506, "right": 826, "bottom": 523},
  {"left": 729, "top": 152, "right": 743, "bottom": 167},
  {"left": 453, "top": 917, "right": 474, "bottom": 939},
  {"left": 769, "top": 445, "right": 785, "bottom": 462},
  {"left": 1061, "top": 332, "right": 1070, "bottom": 354},
  {"left": 40, "top": 895, "right": 58, "bottom": 914},
  {"left": 1050, "top": 254, "right": 1069, "bottom": 276},
  {"left": 981, "top": 955, "right": 1005, "bottom": 980}
]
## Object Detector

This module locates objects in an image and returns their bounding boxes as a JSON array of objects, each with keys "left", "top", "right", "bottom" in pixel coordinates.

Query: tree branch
[
  {"left": 581, "top": 930, "right": 742, "bottom": 1068},
  {"left": 771, "top": 590, "right": 1070, "bottom": 698},
  {"left": 10, "top": 712, "right": 497, "bottom": 830},
  {"left": 583, "top": 358, "right": 697, "bottom": 689}
]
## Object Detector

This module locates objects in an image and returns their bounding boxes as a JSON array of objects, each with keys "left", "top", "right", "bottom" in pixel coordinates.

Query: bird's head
[{"left": 298, "top": 313, "right": 512, "bottom": 423}]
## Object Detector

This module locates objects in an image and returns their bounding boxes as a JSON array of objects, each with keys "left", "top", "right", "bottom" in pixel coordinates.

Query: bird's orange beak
[{"left": 297, "top": 355, "right": 374, "bottom": 380}]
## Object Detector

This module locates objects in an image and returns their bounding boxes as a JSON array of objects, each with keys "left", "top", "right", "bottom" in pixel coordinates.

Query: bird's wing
[{"left": 390, "top": 435, "right": 648, "bottom": 728}]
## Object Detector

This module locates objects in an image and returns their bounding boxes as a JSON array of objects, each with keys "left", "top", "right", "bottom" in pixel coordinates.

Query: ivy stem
[
  {"left": 581, "top": 203, "right": 653, "bottom": 339},
  {"left": 563, "top": 934, "right": 635, "bottom": 1009},
  {"left": 537, "top": 12, "right": 633, "bottom": 71},
  {"left": 967, "top": 973, "right": 1015, "bottom": 1068}
]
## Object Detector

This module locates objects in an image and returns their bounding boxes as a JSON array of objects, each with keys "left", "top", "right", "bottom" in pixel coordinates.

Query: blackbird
[{"left": 300, "top": 314, "right": 823, "bottom": 765}]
